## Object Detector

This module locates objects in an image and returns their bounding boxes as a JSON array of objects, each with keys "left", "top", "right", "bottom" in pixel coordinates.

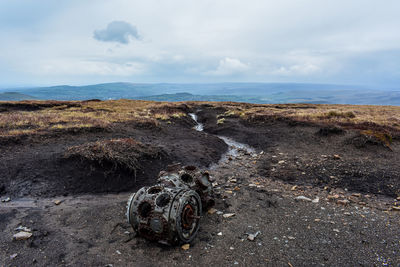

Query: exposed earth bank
[{"left": 0, "top": 102, "right": 399, "bottom": 266}]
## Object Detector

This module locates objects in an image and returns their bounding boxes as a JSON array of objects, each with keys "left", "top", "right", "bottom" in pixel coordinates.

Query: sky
[{"left": 0, "top": 0, "right": 399, "bottom": 88}]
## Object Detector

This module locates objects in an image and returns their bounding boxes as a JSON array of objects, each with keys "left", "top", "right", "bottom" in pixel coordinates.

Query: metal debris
[{"left": 126, "top": 164, "right": 215, "bottom": 245}]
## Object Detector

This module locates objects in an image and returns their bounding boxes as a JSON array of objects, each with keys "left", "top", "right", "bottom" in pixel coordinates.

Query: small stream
[{"left": 189, "top": 113, "right": 255, "bottom": 166}]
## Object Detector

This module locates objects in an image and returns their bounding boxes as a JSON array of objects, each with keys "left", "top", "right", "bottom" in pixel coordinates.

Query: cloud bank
[
  {"left": 93, "top": 21, "right": 139, "bottom": 44},
  {"left": 0, "top": 0, "right": 399, "bottom": 87}
]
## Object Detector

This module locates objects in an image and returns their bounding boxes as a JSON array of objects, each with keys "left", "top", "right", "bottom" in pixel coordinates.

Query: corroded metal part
[
  {"left": 126, "top": 165, "right": 213, "bottom": 245},
  {"left": 157, "top": 165, "right": 215, "bottom": 209}
]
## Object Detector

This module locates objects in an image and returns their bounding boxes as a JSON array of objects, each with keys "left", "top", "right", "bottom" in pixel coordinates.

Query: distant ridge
[
  {"left": 0, "top": 92, "right": 37, "bottom": 101},
  {"left": 1, "top": 82, "right": 399, "bottom": 105}
]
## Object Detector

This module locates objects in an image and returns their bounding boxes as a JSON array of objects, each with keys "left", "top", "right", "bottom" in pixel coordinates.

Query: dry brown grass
[
  {"left": 1, "top": 100, "right": 399, "bottom": 139},
  {"left": 64, "top": 138, "right": 163, "bottom": 175},
  {"left": 0, "top": 100, "right": 187, "bottom": 137},
  {"left": 210, "top": 102, "right": 400, "bottom": 134}
]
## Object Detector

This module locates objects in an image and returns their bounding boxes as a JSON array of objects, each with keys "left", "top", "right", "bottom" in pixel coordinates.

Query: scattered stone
[
  {"left": 344, "top": 212, "right": 351, "bottom": 216},
  {"left": 230, "top": 247, "right": 234, "bottom": 250},
  {"left": 392, "top": 206, "right": 400, "bottom": 211},
  {"left": 116, "top": 250, "right": 122, "bottom": 255},
  {"left": 15, "top": 226, "right": 32, "bottom": 232},
  {"left": 312, "top": 197, "right": 320, "bottom": 203},
  {"left": 314, "top": 219, "right": 321, "bottom": 222},
  {"left": 337, "top": 199, "right": 350, "bottom": 206},
  {"left": 246, "top": 231, "right": 261, "bottom": 241},
  {"left": 54, "top": 200, "right": 62, "bottom": 205},
  {"left": 234, "top": 261, "right": 239, "bottom": 265},
  {"left": 229, "top": 178, "right": 237, "bottom": 183},
  {"left": 216, "top": 211, "right": 224, "bottom": 215},
  {"left": 181, "top": 244, "right": 190, "bottom": 250},
  {"left": 2, "top": 197, "right": 11, "bottom": 202},
  {"left": 225, "top": 190, "right": 233, "bottom": 194},
  {"left": 212, "top": 182, "right": 218, "bottom": 187},
  {"left": 233, "top": 186, "right": 240, "bottom": 191},
  {"left": 333, "top": 229, "right": 340, "bottom": 233},
  {"left": 217, "top": 232, "right": 223, "bottom": 236},
  {"left": 333, "top": 154, "right": 341, "bottom": 160},
  {"left": 328, "top": 194, "right": 340, "bottom": 200},
  {"left": 291, "top": 185, "right": 298, "bottom": 191},
  {"left": 223, "top": 213, "right": 236, "bottom": 218},
  {"left": 248, "top": 184, "right": 256, "bottom": 187},
  {"left": 10, "top": 253, "right": 18, "bottom": 259},
  {"left": 288, "top": 236, "right": 295, "bottom": 240},
  {"left": 13, "top": 231, "right": 32, "bottom": 240},
  {"left": 352, "top": 193, "right": 361, "bottom": 197},
  {"left": 208, "top": 208, "right": 217, "bottom": 214},
  {"left": 295, "top": 196, "right": 312, "bottom": 202},
  {"left": 278, "top": 160, "right": 285, "bottom": 164},
  {"left": 359, "top": 202, "right": 366, "bottom": 206},
  {"left": 397, "top": 196, "right": 400, "bottom": 201}
]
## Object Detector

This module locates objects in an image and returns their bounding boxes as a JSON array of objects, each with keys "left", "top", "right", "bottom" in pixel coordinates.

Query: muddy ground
[{"left": 1, "top": 103, "right": 399, "bottom": 266}]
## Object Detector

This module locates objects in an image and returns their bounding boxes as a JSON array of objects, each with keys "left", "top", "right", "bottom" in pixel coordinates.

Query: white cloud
[
  {"left": 207, "top": 57, "right": 249, "bottom": 76},
  {"left": 271, "top": 63, "right": 321, "bottom": 76}
]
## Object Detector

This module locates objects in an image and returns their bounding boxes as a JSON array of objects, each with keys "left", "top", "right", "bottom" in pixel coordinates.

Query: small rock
[
  {"left": 181, "top": 244, "right": 190, "bottom": 250},
  {"left": 2, "top": 197, "right": 11, "bottom": 202},
  {"left": 217, "top": 232, "right": 223, "bottom": 236},
  {"left": 248, "top": 183, "right": 256, "bottom": 187},
  {"left": 225, "top": 190, "right": 233, "bottom": 194},
  {"left": 13, "top": 231, "right": 32, "bottom": 240},
  {"left": 314, "top": 219, "right": 321, "bottom": 222},
  {"left": 116, "top": 250, "right": 122, "bottom": 255},
  {"left": 278, "top": 160, "right": 285, "bottom": 164},
  {"left": 333, "top": 229, "right": 340, "bottom": 233},
  {"left": 223, "top": 213, "right": 235, "bottom": 218},
  {"left": 397, "top": 196, "right": 400, "bottom": 201},
  {"left": 327, "top": 194, "right": 340, "bottom": 200},
  {"left": 288, "top": 236, "right": 295, "bottom": 240},
  {"left": 15, "top": 226, "right": 32, "bottom": 232},
  {"left": 212, "top": 182, "right": 218, "bottom": 187},
  {"left": 233, "top": 186, "right": 240, "bottom": 191},
  {"left": 392, "top": 206, "right": 400, "bottom": 211},
  {"left": 337, "top": 199, "right": 350, "bottom": 206},
  {"left": 291, "top": 185, "right": 298, "bottom": 191},
  {"left": 10, "top": 253, "right": 18, "bottom": 259},
  {"left": 208, "top": 208, "right": 217, "bottom": 214},
  {"left": 234, "top": 261, "right": 239, "bottom": 265},
  {"left": 343, "top": 212, "right": 351, "bottom": 216},
  {"left": 246, "top": 231, "right": 261, "bottom": 241},
  {"left": 216, "top": 211, "right": 224, "bottom": 215},
  {"left": 54, "top": 200, "right": 62, "bottom": 205},
  {"left": 229, "top": 178, "right": 237, "bottom": 183},
  {"left": 352, "top": 193, "right": 361, "bottom": 197},
  {"left": 230, "top": 246, "right": 234, "bottom": 250},
  {"left": 333, "top": 154, "right": 341, "bottom": 160},
  {"left": 295, "top": 196, "right": 312, "bottom": 202},
  {"left": 312, "top": 197, "right": 320, "bottom": 203}
]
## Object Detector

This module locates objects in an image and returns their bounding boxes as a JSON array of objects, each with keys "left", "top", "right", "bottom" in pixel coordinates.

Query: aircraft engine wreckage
[{"left": 126, "top": 164, "right": 215, "bottom": 245}]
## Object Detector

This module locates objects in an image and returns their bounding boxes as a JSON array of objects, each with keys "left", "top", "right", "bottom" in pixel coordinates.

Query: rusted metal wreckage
[{"left": 126, "top": 164, "right": 215, "bottom": 245}]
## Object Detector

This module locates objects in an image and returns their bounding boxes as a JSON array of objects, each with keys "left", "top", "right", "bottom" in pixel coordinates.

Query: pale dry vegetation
[
  {"left": 213, "top": 103, "right": 400, "bottom": 132},
  {"left": 0, "top": 100, "right": 187, "bottom": 137}
]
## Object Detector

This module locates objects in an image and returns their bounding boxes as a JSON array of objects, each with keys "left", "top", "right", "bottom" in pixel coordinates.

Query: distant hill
[
  {"left": 0, "top": 92, "right": 37, "bottom": 101},
  {"left": 139, "top": 92, "right": 264, "bottom": 103},
  {"left": 1, "top": 82, "right": 400, "bottom": 105}
]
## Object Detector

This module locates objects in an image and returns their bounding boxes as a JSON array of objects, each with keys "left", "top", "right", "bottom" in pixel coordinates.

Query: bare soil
[{"left": 0, "top": 103, "right": 399, "bottom": 266}]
